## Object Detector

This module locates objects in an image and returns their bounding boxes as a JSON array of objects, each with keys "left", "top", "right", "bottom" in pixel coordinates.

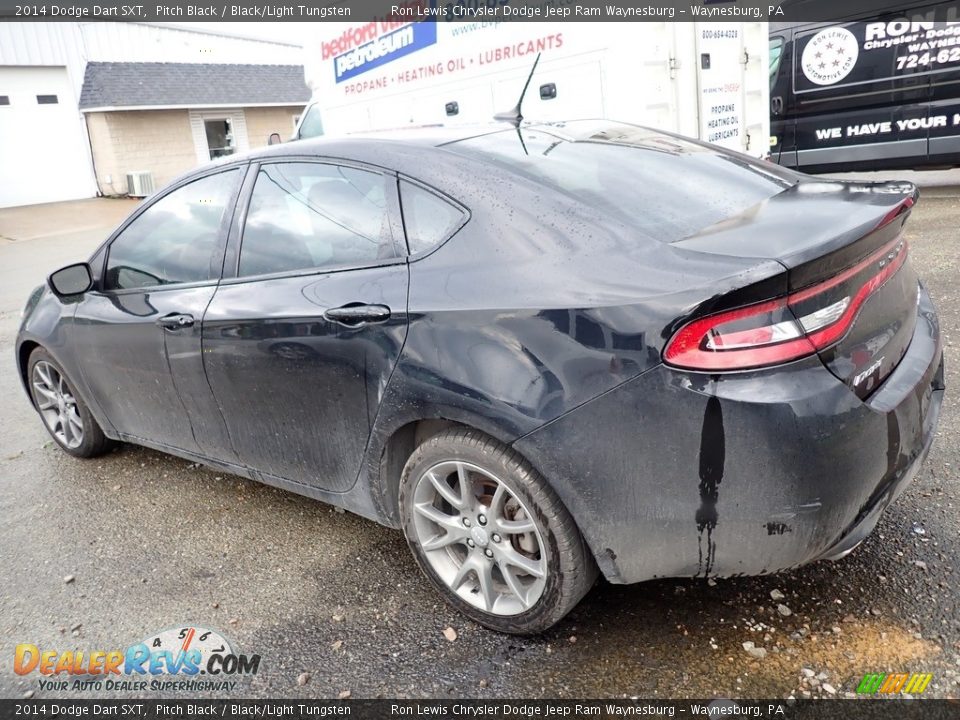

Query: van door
[
  {"left": 696, "top": 23, "right": 750, "bottom": 154},
  {"left": 928, "top": 44, "right": 960, "bottom": 163},
  {"left": 769, "top": 30, "right": 796, "bottom": 166},
  {"left": 409, "top": 83, "right": 496, "bottom": 126},
  {"left": 492, "top": 60, "right": 605, "bottom": 124},
  {"left": 787, "top": 17, "right": 937, "bottom": 172}
]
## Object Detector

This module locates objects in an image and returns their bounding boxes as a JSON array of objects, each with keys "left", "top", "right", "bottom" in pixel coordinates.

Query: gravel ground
[{"left": 0, "top": 193, "right": 957, "bottom": 701}]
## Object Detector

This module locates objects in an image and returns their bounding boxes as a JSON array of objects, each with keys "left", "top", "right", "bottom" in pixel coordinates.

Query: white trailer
[{"left": 299, "top": 21, "right": 770, "bottom": 157}]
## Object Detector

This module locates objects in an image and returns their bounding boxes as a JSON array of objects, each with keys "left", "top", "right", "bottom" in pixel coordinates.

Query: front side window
[
  {"left": 238, "top": 163, "right": 394, "bottom": 277},
  {"left": 399, "top": 180, "right": 467, "bottom": 255},
  {"left": 104, "top": 170, "right": 240, "bottom": 290}
]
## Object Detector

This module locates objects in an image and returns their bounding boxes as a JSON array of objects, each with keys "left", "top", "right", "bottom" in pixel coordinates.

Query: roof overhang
[{"left": 80, "top": 101, "right": 308, "bottom": 114}]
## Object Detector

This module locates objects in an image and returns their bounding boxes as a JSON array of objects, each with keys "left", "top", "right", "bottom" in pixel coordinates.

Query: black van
[{"left": 770, "top": 1, "right": 960, "bottom": 172}]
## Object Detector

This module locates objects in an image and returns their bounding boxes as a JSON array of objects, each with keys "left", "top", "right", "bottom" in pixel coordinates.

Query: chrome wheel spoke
[
  {"left": 421, "top": 532, "right": 465, "bottom": 552},
  {"left": 497, "top": 516, "right": 536, "bottom": 534},
  {"left": 61, "top": 414, "right": 74, "bottom": 444},
  {"left": 414, "top": 502, "right": 462, "bottom": 532},
  {"left": 427, "top": 470, "right": 465, "bottom": 510},
  {"left": 36, "top": 363, "right": 55, "bottom": 389},
  {"left": 488, "top": 483, "right": 507, "bottom": 518},
  {"left": 67, "top": 408, "right": 83, "bottom": 434},
  {"left": 475, "top": 559, "right": 497, "bottom": 612},
  {"left": 499, "top": 562, "right": 530, "bottom": 608},
  {"left": 33, "top": 385, "right": 58, "bottom": 409},
  {"left": 455, "top": 463, "right": 476, "bottom": 511},
  {"left": 450, "top": 556, "right": 477, "bottom": 592},
  {"left": 498, "top": 545, "right": 545, "bottom": 578}
]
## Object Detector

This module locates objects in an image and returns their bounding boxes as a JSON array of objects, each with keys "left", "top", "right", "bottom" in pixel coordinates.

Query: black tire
[
  {"left": 399, "top": 428, "right": 597, "bottom": 634},
  {"left": 27, "top": 347, "right": 115, "bottom": 459}
]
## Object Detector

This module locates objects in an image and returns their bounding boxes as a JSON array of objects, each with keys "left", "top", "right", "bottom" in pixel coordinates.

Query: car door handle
[
  {"left": 156, "top": 313, "right": 195, "bottom": 329},
  {"left": 324, "top": 304, "right": 391, "bottom": 327}
]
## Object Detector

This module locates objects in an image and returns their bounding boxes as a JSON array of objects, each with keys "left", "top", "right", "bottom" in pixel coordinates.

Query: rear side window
[
  {"left": 239, "top": 162, "right": 395, "bottom": 277},
  {"left": 399, "top": 180, "right": 467, "bottom": 254},
  {"left": 105, "top": 170, "right": 239, "bottom": 290}
]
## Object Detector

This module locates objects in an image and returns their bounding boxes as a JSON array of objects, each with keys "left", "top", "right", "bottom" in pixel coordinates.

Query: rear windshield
[{"left": 451, "top": 125, "right": 797, "bottom": 243}]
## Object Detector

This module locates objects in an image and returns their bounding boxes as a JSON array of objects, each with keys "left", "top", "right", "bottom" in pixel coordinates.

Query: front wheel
[
  {"left": 399, "top": 428, "right": 597, "bottom": 634},
  {"left": 28, "top": 348, "right": 114, "bottom": 458}
]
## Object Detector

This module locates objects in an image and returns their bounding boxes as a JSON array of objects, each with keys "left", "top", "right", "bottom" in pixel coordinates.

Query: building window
[
  {"left": 204, "top": 119, "right": 235, "bottom": 160},
  {"left": 189, "top": 109, "right": 248, "bottom": 164},
  {"left": 36, "top": 95, "right": 58, "bottom": 104},
  {"left": 0, "top": 96, "right": 10, "bottom": 106}
]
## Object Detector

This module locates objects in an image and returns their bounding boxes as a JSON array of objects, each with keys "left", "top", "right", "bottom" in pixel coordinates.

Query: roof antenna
[{"left": 493, "top": 53, "right": 541, "bottom": 127}]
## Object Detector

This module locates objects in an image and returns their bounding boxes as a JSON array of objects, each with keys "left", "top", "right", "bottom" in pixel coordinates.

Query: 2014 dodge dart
[{"left": 17, "top": 121, "right": 944, "bottom": 633}]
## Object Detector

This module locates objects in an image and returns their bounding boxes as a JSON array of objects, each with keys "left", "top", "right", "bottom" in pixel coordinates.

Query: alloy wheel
[
  {"left": 411, "top": 461, "right": 547, "bottom": 616},
  {"left": 32, "top": 361, "right": 84, "bottom": 450}
]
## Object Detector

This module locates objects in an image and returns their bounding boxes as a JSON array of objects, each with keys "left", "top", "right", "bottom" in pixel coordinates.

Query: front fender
[{"left": 16, "top": 287, "right": 117, "bottom": 438}]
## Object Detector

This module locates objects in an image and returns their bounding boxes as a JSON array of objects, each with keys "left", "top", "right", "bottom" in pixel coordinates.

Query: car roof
[
  {"left": 246, "top": 119, "right": 649, "bottom": 161},
  {"left": 175, "top": 119, "right": 714, "bottom": 190}
]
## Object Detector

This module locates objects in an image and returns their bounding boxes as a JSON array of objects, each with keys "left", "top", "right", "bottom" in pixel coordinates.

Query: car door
[
  {"left": 73, "top": 167, "right": 244, "bottom": 458},
  {"left": 201, "top": 160, "right": 409, "bottom": 491}
]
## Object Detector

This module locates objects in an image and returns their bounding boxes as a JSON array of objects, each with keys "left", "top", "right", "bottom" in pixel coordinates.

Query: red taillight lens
[{"left": 664, "top": 237, "right": 908, "bottom": 371}]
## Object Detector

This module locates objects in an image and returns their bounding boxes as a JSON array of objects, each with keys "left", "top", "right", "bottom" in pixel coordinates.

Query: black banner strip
[
  {"left": 2, "top": 699, "right": 960, "bottom": 720},
  {"left": 1, "top": 0, "right": 959, "bottom": 23}
]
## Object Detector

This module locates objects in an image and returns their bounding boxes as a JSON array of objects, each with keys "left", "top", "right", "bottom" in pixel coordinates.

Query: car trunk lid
[{"left": 671, "top": 179, "right": 920, "bottom": 397}]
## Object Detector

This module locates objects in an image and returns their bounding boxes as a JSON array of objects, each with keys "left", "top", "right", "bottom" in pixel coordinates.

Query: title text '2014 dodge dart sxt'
[{"left": 17, "top": 121, "right": 944, "bottom": 633}]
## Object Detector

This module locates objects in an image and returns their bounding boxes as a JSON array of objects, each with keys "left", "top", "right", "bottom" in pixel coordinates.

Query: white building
[{"left": 0, "top": 23, "right": 308, "bottom": 208}]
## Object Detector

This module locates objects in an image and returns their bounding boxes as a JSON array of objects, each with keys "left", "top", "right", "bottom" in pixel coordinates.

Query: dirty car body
[{"left": 17, "top": 120, "right": 944, "bottom": 593}]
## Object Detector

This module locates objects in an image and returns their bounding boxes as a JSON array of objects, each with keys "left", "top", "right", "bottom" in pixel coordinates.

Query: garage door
[{"left": 0, "top": 66, "right": 95, "bottom": 208}]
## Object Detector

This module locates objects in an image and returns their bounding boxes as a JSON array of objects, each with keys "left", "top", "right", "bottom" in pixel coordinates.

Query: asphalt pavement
[{"left": 0, "top": 189, "right": 958, "bottom": 700}]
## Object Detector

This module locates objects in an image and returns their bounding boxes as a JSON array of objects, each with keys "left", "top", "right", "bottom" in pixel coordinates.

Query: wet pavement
[{"left": 0, "top": 193, "right": 958, "bottom": 700}]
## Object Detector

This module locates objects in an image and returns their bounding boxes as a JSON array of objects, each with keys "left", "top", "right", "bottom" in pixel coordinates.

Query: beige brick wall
[
  {"left": 245, "top": 105, "right": 305, "bottom": 146},
  {"left": 86, "top": 110, "right": 197, "bottom": 196},
  {"left": 87, "top": 105, "right": 306, "bottom": 198}
]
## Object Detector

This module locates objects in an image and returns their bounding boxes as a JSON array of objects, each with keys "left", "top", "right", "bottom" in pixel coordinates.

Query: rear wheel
[
  {"left": 399, "top": 428, "right": 597, "bottom": 634},
  {"left": 28, "top": 348, "right": 114, "bottom": 458}
]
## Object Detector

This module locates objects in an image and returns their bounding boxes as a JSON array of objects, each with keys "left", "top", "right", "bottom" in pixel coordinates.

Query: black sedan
[{"left": 17, "top": 121, "right": 944, "bottom": 634}]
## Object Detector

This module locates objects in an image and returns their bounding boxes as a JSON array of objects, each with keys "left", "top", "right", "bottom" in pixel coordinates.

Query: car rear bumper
[{"left": 514, "top": 285, "right": 944, "bottom": 584}]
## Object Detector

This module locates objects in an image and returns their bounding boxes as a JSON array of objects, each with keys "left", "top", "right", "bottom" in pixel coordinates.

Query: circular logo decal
[{"left": 801, "top": 27, "right": 860, "bottom": 86}]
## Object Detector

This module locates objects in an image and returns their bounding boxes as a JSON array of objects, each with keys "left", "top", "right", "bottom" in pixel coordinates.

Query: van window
[
  {"left": 769, "top": 36, "right": 785, "bottom": 87},
  {"left": 298, "top": 104, "right": 324, "bottom": 140}
]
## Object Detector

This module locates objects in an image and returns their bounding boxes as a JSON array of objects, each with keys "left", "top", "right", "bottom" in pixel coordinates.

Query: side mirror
[
  {"left": 49, "top": 263, "right": 93, "bottom": 298},
  {"left": 268, "top": 132, "right": 282, "bottom": 146}
]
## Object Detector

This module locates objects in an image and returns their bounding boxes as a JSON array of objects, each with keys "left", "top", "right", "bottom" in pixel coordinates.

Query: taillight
[{"left": 664, "top": 236, "right": 909, "bottom": 371}]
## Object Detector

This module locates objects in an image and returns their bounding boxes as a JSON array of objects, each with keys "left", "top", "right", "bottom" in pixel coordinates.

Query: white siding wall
[
  {"left": 0, "top": 23, "right": 302, "bottom": 207},
  {"left": 0, "top": 22, "right": 302, "bottom": 100},
  {"left": 80, "top": 24, "right": 302, "bottom": 66}
]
